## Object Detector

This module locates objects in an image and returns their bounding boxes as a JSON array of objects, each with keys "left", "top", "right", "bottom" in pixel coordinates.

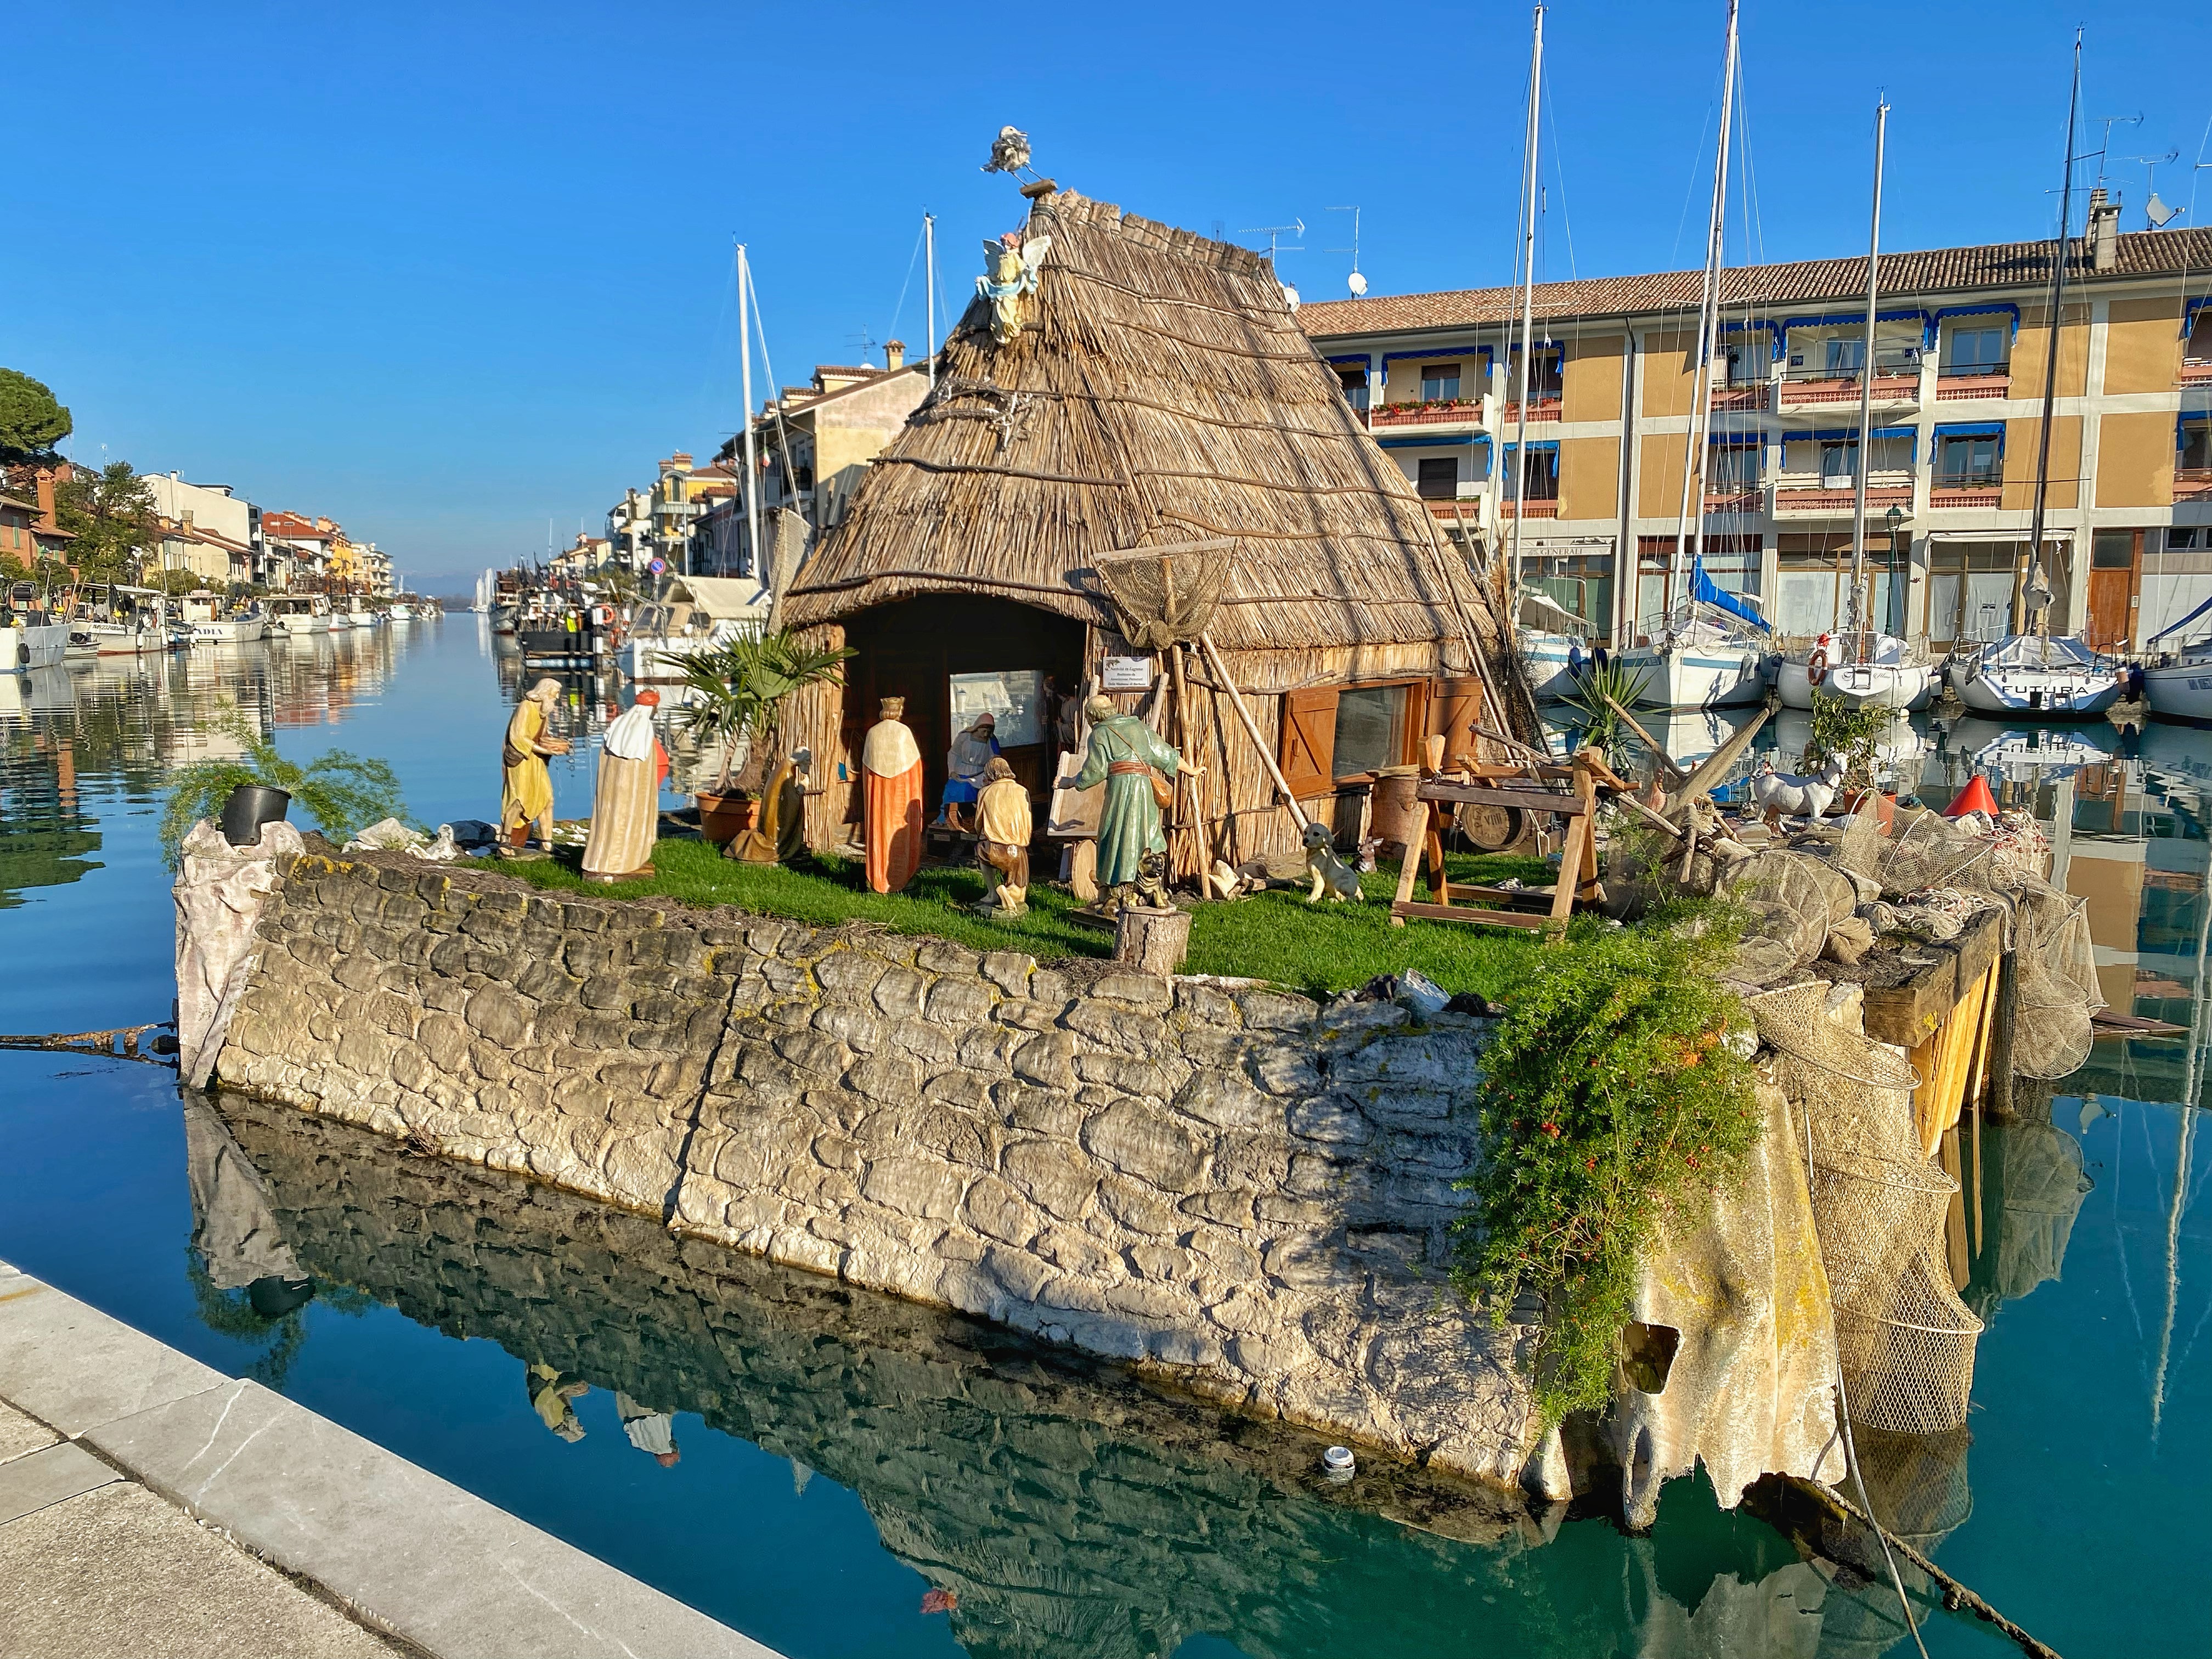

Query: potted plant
[
  {"left": 1803, "top": 692, "right": 1897, "bottom": 825},
  {"left": 675, "top": 628, "right": 853, "bottom": 846},
  {"left": 160, "top": 700, "right": 409, "bottom": 867}
]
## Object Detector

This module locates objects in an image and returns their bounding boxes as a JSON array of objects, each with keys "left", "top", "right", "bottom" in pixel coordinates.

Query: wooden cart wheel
[{"left": 1455, "top": 801, "right": 1526, "bottom": 852}]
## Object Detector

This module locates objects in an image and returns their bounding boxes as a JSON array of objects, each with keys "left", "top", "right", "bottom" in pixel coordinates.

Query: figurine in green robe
[{"left": 1070, "top": 692, "right": 1195, "bottom": 899}]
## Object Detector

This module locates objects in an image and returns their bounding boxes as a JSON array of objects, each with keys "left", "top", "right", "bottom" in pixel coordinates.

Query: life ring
[{"left": 1806, "top": 647, "right": 1829, "bottom": 687}]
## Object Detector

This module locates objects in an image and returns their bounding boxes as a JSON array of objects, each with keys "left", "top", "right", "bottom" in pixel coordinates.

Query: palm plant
[
  {"left": 675, "top": 628, "right": 853, "bottom": 797},
  {"left": 1559, "top": 659, "right": 1650, "bottom": 765},
  {"left": 160, "top": 700, "right": 408, "bottom": 867}
]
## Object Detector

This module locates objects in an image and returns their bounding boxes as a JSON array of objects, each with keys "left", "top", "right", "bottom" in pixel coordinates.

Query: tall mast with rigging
[
  {"left": 1506, "top": 5, "right": 1544, "bottom": 622},
  {"left": 1668, "top": 0, "right": 1741, "bottom": 625},
  {"left": 1848, "top": 97, "right": 1889, "bottom": 659},
  {"left": 738, "top": 242, "right": 761, "bottom": 583},
  {"left": 924, "top": 212, "right": 938, "bottom": 390},
  {"left": 2021, "top": 30, "right": 2083, "bottom": 642}
]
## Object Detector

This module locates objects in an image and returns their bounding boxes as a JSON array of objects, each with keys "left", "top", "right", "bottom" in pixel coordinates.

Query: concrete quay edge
[{"left": 0, "top": 1257, "right": 778, "bottom": 1659}]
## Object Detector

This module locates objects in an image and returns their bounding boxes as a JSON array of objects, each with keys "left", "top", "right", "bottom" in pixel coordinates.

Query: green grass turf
[{"left": 499, "top": 838, "right": 1555, "bottom": 1002}]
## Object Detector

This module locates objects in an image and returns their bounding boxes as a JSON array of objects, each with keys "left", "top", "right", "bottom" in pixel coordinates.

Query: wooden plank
[
  {"left": 1414, "top": 782, "right": 1589, "bottom": 815},
  {"left": 1391, "top": 901, "right": 1561, "bottom": 932},
  {"left": 1389, "top": 800, "right": 1430, "bottom": 928}
]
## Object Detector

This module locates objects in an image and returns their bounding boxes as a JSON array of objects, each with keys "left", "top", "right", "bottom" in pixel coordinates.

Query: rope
[{"left": 0, "top": 1023, "right": 176, "bottom": 1065}]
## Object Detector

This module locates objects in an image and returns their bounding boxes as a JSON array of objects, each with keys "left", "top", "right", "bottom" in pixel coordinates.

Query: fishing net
[
  {"left": 2010, "top": 882, "right": 2102, "bottom": 1079},
  {"left": 1747, "top": 980, "right": 1982, "bottom": 1435},
  {"left": 1849, "top": 1422, "right": 1974, "bottom": 1553},
  {"left": 1093, "top": 540, "right": 1234, "bottom": 648}
]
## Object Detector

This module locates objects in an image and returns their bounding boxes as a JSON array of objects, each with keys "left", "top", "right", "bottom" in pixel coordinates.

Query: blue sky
[{"left": 8, "top": 1, "right": 2207, "bottom": 590}]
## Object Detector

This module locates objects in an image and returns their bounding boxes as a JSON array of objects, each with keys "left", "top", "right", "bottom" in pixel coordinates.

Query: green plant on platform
[
  {"left": 159, "top": 700, "right": 409, "bottom": 868},
  {"left": 1559, "top": 659, "right": 1650, "bottom": 765},
  {"left": 1451, "top": 902, "right": 1763, "bottom": 1428},
  {"left": 675, "top": 627, "right": 853, "bottom": 795},
  {"left": 1799, "top": 691, "right": 1893, "bottom": 789}
]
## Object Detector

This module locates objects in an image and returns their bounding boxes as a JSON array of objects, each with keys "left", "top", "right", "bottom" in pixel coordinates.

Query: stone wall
[{"left": 211, "top": 851, "right": 1533, "bottom": 1482}]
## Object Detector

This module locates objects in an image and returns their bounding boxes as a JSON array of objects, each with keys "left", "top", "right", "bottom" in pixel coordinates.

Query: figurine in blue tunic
[{"left": 1069, "top": 692, "right": 1197, "bottom": 901}]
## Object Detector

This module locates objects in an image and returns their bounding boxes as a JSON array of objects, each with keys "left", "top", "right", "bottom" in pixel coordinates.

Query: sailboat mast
[
  {"left": 1507, "top": 5, "right": 1544, "bottom": 617},
  {"left": 738, "top": 242, "right": 761, "bottom": 583},
  {"left": 2023, "top": 30, "right": 2081, "bottom": 640},
  {"left": 1848, "top": 98, "right": 1888, "bottom": 656},
  {"left": 924, "top": 212, "right": 938, "bottom": 390},
  {"left": 1669, "top": 0, "right": 1740, "bottom": 622}
]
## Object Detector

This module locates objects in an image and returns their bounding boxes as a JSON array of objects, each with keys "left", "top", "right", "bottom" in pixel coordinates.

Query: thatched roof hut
[{"left": 782, "top": 186, "right": 1536, "bottom": 866}]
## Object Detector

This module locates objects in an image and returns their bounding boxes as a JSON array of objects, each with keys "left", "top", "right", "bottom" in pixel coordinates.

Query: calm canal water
[{"left": 0, "top": 620, "right": 2204, "bottom": 1657}]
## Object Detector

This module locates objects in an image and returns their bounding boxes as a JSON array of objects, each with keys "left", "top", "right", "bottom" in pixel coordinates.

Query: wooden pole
[
  {"left": 1598, "top": 690, "right": 1689, "bottom": 786},
  {"left": 1198, "top": 631, "right": 1310, "bottom": 831},
  {"left": 1169, "top": 642, "right": 1213, "bottom": 879}
]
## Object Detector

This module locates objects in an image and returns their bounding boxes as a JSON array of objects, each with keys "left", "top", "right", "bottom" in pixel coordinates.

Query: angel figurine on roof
[{"left": 978, "top": 230, "right": 1052, "bottom": 345}]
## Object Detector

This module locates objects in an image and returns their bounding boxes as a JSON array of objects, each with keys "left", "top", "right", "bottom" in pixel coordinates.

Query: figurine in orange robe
[{"left": 862, "top": 696, "right": 923, "bottom": 893}]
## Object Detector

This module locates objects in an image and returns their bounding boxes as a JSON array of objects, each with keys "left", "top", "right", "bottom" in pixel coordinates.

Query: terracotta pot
[{"left": 696, "top": 792, "right": 758, "bottom": 847}]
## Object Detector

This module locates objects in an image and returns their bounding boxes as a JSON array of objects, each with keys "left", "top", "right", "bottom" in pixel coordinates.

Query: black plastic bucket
[{"left": 219, "top": 783, "right": 292, "bottom": 848}]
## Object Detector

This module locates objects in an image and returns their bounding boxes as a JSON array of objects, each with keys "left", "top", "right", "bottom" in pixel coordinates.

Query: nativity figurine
[{"left": 582, "top": 690, "right": 666, "bottom": 882}]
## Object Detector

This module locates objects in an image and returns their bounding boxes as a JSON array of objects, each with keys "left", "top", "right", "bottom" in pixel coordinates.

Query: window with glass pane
[
  {"left": 2186, "top": 312, "right": 2212, "bottom": 363},
  {"left": 1820, "top": 443, "right": 1857, "bottom": 486},
  {"left": 1947, "top": 325, "right": 2006, "bottom": 373},
  {"left": 2092, "top": 531, "right": 2136, "bottom": 569},
  {"left": 1509, "top": 447, "right": 1559, "bottom": 500},
  {"left": 1331, "top": 685, "right": 1407, "bottom": 778},
  {"left": 1711, "top": 442, "right": 1761, "bottom": 489},
  {"left": 1824, "top": 337, "right": 1866, "bottom": 374},
  {"left": 1940, "top": 435, "right": 2000, "bottom": 483},
  {"left": 1420, "top": 364, "right": 1462, "bottom": 402},
  {"left": 1415, "top": 457, "right": 1458, "bottom": 499},
  {"left": 1338, "top": 368, "right": 1369, "bottom": 411},
  {"left": 2182, "top": 421, "right": 2212, "bottom": 472},
  {"left": 1515, "top": 349, "right": 1562, "bottom": 399}
]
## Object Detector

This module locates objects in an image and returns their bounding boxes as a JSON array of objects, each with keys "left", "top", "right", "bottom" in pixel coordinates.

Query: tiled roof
[{"left": 1299, "top": 226, "right": 2212, "bottom": 340}]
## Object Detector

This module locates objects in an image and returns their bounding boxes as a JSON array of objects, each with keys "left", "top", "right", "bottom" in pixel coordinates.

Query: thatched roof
[{"left": 782, "top": 189, "right": 1504, "bottom": 662}]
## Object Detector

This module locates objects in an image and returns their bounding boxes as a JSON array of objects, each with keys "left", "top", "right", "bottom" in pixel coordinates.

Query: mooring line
[
  {"left": 0, "top": 1023, "right": 176, "bottom": 1065},
  {"left": 1813, "top": 1481, "right": 2064, "bottom": 1659}
]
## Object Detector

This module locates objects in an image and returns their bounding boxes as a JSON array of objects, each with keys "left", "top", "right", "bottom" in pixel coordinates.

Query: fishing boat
[
  {"left": 387, "top": 601, "right": 415, "bottom": 621},
  {"left": 66, "top": 584, "right": 167, "bottom": 656},
  {"left": 1954, "top": 633, "right": 2123, "bottom": 718},
  {"left": 3, "top": 583, "right": 71, "bottom": 669},
  {"left": 618, "top": 575, "right": 769, "bottom": 682},
  {"left": 268, "top": 593, "right": 335, "bottom": 636},
  {"left": 346, "top": 606, "right": 378, "bottom": 628},
  {"left": 180, "top": 593, "right": 268, "bottom": 645}
]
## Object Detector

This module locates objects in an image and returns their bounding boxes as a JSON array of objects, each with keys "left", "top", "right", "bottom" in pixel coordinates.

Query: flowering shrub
[{"left": 1451, "top": 905, "right": 1762, "bottom": 1426}]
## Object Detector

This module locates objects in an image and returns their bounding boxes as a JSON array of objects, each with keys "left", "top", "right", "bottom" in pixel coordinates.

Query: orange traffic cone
[{"left": 1944, "top": 774, "right": 1997, "bottom": 818}]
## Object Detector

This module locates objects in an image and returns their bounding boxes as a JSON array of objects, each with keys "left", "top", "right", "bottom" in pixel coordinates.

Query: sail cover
[{"left": 1691, "top": 554, "right": 1770, "bottom": 633}]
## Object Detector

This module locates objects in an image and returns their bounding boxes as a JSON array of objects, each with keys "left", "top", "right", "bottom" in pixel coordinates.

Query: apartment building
[
  {"left": 143, "top": 472, "right": 261, "bottom": 574},
  {"left": 261, "top": 511, "right": 337, "bottom": 589},
  {"left": 1301, "top": 208, "right": 2212, "bottom": 655}
]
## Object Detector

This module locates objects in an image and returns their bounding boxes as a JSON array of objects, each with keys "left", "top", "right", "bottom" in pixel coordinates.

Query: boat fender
[{"left": 1807, "top": 647, "right": 1829, "bottom": 687}]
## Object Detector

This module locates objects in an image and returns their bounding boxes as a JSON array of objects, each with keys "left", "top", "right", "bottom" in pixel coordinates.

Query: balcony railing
[
  {"left": 1777, "top": 363, "right": 1921, "bottom": 408},
  {"left": 1773, "top": 472, "right": 1914, "bottom": 516},
  {"left": 1930, "top": 471, "right": 2004, "bottom": 509},
  {"left": 2177, "top": 466, "right": 2212, "bottom": 500},
  {"left": 1370, "top": 398, "right": 1482, "bottom": 428},
  {"left": 1500, "top": 496, "right": 1560, "bottom": 519},
  {"left": 2181, "top": 358, "right": 2212, "bottom": 385},
  {"left": 1710, "top": 380, "right": 1770, "bottom": 411},
  {"left": 1499, "top": 396, "right": 1562, "bottom": 424},
  {"left": 1703, "top": 486, "right": 1765, "bottom": 514}
]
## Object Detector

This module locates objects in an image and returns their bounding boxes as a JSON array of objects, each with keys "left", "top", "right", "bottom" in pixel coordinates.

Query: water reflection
[{"left": 193, "top": 1085, "right": 1929, "bottom": 1659}]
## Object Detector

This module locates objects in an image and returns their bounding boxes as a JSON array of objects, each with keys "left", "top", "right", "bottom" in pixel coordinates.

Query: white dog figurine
[
  {"left": 1302, "top": 822, "right": 1364, "bottom": 904},
  {"left": 1748, "top": 755, "right": 1847, "bottom": 826}
]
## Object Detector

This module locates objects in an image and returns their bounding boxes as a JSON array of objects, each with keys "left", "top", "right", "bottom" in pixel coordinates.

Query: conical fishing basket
[{"left": 1093, "top": 539, "right": 1234, "bottom": 649}]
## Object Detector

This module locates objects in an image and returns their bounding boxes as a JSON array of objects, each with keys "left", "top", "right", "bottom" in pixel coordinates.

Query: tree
[
  {"left": 0, "top": 370, "right": 71, "bottom": 463},
  {"left": 56, "top": 461, "right": 159, "bottom": 582}
]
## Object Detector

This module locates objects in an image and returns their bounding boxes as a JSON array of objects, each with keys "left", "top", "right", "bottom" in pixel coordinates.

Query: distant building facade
[{"left": 1300, "top": 208, "right": 2212, "bottom": 653}]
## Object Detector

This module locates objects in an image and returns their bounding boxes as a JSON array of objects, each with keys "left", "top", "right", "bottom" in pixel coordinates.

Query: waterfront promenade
[{"left": 0, "top": 1256, "right": 774, "bottom": 1659}]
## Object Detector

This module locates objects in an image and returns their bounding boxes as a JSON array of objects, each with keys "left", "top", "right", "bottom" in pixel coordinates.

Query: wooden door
[{"left": 2086, "top": 531, "right": 2139, "bottom": 653}]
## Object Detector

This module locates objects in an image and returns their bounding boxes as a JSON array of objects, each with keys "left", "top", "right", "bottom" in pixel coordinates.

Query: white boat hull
[
  {"left": 1777, "top": 657, "right": 1933, "bottom": 711},
  {"left": 275, "top": 615, "right": 326, "bottom": 636},
  {"left": 1619, "top": 645, "right": 1769, "bottom": 709},
  {"left": 620, "top": 636, "right": 727, "bottom": 682},
  {"left": 190, "top": 618, "right": 268, "bottom": 645},
  {"left": 1519, "top": 633, "right": 1581, "bottom": 701},
  {"left": 2143, "top": 660, "right": 2212, "bottom": 724},
  {"left": 1956, "top": 666, "right": 2121, "bottom": 719},
  {"left": 2, "top": 622, "right": 70, "bottom": 670},
  {"left": 347, "top": 610, "right": 377, "bottom": 627},
  {"left": 71, "top": 622, "right": 164, "bottom": 656}
]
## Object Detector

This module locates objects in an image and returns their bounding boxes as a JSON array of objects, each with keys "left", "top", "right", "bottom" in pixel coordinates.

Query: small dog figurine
[
  {"left": 1131, "top": 849, "right": 1172, "bottom": 911},
  {"left": 1302, "top": 822, "right": 1363, "bottom": 904},
  {"left": 1748, "top": 754, "right": 1846, "bottom": 827}
]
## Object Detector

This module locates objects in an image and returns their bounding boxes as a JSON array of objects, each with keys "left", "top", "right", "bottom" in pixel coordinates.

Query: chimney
[
  {"left": 884, "top": 339, "right": 906, "bottom": 371},
  {"left": 2089, "top": 187, "right": 2120, "bottom": 272},
  {"left": 182, "top": 510, "right": 194, "bottom": 530}
]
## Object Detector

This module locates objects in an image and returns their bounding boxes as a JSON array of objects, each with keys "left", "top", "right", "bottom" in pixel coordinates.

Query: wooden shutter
[
  {"left": 1278, "top": 688, "right": 1338, "bottom": 798},
  {"left": 1432, "top": 678, "right": 1487, "bottom": 769}
]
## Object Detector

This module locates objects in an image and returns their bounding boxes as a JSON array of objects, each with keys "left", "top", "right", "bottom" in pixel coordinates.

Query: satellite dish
[
  {"left": 1347, "top": 270, "right": 1368, "bottom": 297},
  {"left": 1280, "top": 283, "right": 1300, "bottom": 312},
  {"left": 2147, "top": 191, "right": 2179, "bottom": 228}
]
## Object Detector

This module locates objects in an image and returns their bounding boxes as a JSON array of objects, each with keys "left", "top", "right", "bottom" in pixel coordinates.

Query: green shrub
[
  {"left": 1451, "top": 904, "right": 1762, "bottom": 1427},
  {"left": 160, "top": 701, "right": 408, "bottom": 868}
]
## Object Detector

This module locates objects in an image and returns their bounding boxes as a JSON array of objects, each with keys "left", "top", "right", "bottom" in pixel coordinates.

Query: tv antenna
[
  {"left": 845, "top": 326, "right": 883, "bottom": 366},
  {"left": 1325, "top": 205, "right": 1367, "bottom": 296},
  {"left": 2089, "top": 112, "right": 2144, "bottom": 187},
  {"left": 1238, "top": 218, "right": 1305, "bottom": 263}
]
